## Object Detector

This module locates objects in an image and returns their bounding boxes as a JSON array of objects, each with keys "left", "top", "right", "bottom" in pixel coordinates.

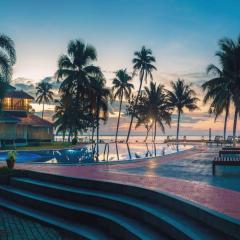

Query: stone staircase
[{"left": 0, "top": 171, "right": 239, "bottom": 239}]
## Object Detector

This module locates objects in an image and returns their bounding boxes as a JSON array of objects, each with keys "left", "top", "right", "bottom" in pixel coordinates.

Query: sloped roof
[
  {"left": 0, "top": 112, "right": 53, "bottom": 127},
  {"left": 4, "top": 90, "right": 34, "bottom": 100},
  {"left": 18, "top": 114, "right": 53, "bottom": 127}
]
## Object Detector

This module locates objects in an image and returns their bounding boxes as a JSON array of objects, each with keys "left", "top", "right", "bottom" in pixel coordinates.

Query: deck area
[{"left": 12, "top": 144, "right": 240, "bottom": 221}]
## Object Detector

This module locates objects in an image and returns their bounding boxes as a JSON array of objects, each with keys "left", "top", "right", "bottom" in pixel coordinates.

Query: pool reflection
[{"left": 33, "top": 143, "right": 191, "bottom": 164}]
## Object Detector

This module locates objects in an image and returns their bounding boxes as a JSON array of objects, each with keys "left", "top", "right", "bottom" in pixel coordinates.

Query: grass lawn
[{"left": 1, "top": 142, "right": 75, "bottom": 151}]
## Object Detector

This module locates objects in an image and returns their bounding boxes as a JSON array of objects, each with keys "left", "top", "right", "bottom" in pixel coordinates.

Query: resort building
[{"left": 0, "top": 85, "right": 53, "bottom": 146}]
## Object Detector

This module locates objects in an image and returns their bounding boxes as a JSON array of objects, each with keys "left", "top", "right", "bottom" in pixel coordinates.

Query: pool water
[{"left": 0, "top": 143, "right": 192, "bottom": 164}]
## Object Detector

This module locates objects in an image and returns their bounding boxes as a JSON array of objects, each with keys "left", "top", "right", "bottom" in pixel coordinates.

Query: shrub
[
  {"left": 71, "top": 137, "right": 78, "bottom": 145},
  {"left": 6, "top": 150, "right": 16, "bottom": 169}
]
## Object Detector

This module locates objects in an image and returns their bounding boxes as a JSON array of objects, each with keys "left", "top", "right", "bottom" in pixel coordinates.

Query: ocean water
[{"left": 54, "top": 135, "right": 208, "bottom": 143}]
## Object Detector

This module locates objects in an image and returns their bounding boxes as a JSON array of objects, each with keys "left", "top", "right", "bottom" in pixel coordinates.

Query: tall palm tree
[
  {"left": 126, "top": 46, "right": 156, "bottom": 142},
  {"left": 53, "top": 94, "right": 78, "bottom": 142},
  {"left": 112, "top": 69, "right": 134, "bottom": 142},
  {"left": 0, "top": 34, "right": 16, "bottom": 80},
  {"left": 56, "top": 39, "right": 102, "bottom": 137},
  {"left": 202, "top": 64, "right": 231, "bottom": 140},
  {"left": 214, "top": 37, "right": 240, "bottom": 141},
  {"left": 167, "top": 79, "right": 199, "bottom": 141},
  {"left": 136, "top": 82, "right": 172, "bottom": 141},
  {"left": 36, "top": 81, "right": 54, "bottom": 119},
  {"left": 90, "top": 72, "right": 111, "bottom": 159},
  {"left": 56, "top": 39, "right": 101, "bottom": 109},
  {"left": 0, "top": 34, "right": 16, "bottom": 112}
]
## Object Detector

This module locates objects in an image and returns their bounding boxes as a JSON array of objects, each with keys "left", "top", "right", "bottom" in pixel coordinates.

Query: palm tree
[
  {"left": 89, "top": 72, "right": 111, "bottom": 159},
  {"left": 0, "top": 34, "right": 16, "bottom": 112},
  {"left": 112, "top": 69, "right": 134, "bottom": 142},
  {"left": 214, "top": 37, "right": 240, "bottom": 141},
  {"left": 126, "top": 46, "right": 156, "bottom": 142},
  {"left": 0, "top": 34, "right": 16, "bottom": 80},
  {"left": 202, "top": 65, "right": 231, "bottom": 140},
  {"left": 167, "top": 79, "right": 199, "bottom": 141},
  {"left": 136, "top": 82, "right": 172, "bottom": 141},
  {"left": 56, "top": 39, "right": 101, "bottom": 109},
  {"left": 53, "top": 94, "right": 77, "bottom": 142},
  {"left": 36, "top": 81, "right": 54, "bottom": 119}
]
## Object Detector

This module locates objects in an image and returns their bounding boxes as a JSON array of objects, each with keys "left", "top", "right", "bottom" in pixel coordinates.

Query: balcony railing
[{"left": 3, "top": 105, "right": 29, "bottom": 111}]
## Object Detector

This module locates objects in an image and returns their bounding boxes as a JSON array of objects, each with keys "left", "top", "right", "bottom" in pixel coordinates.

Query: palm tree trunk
[
  {"left": 176, "top": 110, "right": 181, "bottom": 142},
  {"left": 223, "top": 103, "right": 230, "bottom": 141},
  {"left": 127, "top": 143, "right": 132, "bottom": 159},
  {"left": 126, "top": 72, "right": 144, "bottom": 142},
  {"left": 42, "top": 102, "right": 45, "bottom": 119},
  {"left": 115, "top": 143, "right": 119, "bottom": 161},
  {"left": 153, "top": 120, "right": 157, "bottom": 142},
  {"left": 68, "top": 129, "right": 72, "bottom": 142},
  {"left": 144, "top": 126, "right": 150, "bottom": 142},
  {"left": 115, "top": 92, "right": 123, "bottom": 142},
  {"left": 91, "top": 125, "right": 95, "bottom": 143},
  {"left": 96, "top": 104, "right": 100, "bottom": 161},
  {"left": 233, "top": 105, "right": 238, "bottom": 144}
]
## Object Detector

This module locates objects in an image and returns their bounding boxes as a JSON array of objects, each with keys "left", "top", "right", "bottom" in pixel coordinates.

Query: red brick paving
[{"left": 11, "top": 145, "right": 240, "bottom": 220}]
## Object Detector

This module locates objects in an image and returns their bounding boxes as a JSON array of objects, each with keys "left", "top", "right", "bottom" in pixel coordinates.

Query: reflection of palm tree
[
  {"left": 153, "top": 143, "right": 157, "bottom": 157},
  {"left": 167, "top": 79, "right": 199, "bottom": 142},
  {"left": 112, "top": 69, "right": 134, "bottom": 142},
  {"left": 126, "top": 46, "right": 156, "bottom": 142}
]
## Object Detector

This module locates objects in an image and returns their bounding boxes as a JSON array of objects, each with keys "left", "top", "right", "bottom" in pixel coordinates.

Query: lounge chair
[
  {"left": 219, "top": 149, "right": 240, "bottom": 157},
  {"left": 222, "top": 146, "right": 240, "bottom": 150},
  {"left": 212, "top": 156, "right": 240, "bottom": 175}
]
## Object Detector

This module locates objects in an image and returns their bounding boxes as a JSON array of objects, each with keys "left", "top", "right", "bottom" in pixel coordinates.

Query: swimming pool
[{"left": 0, "top": 143, "right": 192, "bottom": 164}]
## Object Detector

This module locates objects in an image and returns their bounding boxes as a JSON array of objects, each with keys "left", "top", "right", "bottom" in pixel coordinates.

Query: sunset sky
[{"left": 1, "top": 0, "right": 240, "bottom": 136}]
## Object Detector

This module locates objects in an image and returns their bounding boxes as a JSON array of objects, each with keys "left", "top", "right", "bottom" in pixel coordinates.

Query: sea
[{"left": 54, "top": 135, "right": 209, "bottom": 143}]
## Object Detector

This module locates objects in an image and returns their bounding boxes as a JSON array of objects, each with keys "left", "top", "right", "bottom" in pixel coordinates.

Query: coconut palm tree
[
  {"left": 53, "top": 94, "right": 78, "bottom": 142},
  {"left": 167, "top": 79, "right": 199, "bottom": 141},
  {"left": 202, "top": 64, "right": 231, "bottom": 140},
  {"left": 126, "top": 46, "right": 156, "bottom": 142},
  {"left": 0, "top": 34, "right": 16, "bottom": 80},
  {"left": 136, "top": 82, "right": 172, "bottom": 141},
  {"left": 89, "top": 72, "right": 111, "bottom": 159},
  {"left": 112, "top": 69, "right": 134, "bottom": 142},
  {"left": 0, "top": 34, "right": 16, "bottom": 112},
  {"left": 214, "top": 37, "right": 240, "bottom": 141},
  {"left": 56, "top": 39, "right": 101, "bottom": 109},
  {"left": 36, "top": 81, "right": 54, "bottom": 119}
]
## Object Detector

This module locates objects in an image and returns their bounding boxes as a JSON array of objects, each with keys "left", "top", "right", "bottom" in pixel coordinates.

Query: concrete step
[
  {"left": 0, "top": 185, "right": 167, "bottom": 240},
  {"left": 19, "top": 171, "right": 239, "bottom": 239},
  {"left": 0, "top": 197, "right": 111, "bottom": 240},
  {"left": 10, "top": 177, "right": 229, "bottom": 240}
]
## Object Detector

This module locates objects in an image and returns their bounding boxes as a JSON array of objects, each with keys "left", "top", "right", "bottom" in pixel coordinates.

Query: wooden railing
[{"left": 3, "top": 105, "right": 29, "bottom": 111}]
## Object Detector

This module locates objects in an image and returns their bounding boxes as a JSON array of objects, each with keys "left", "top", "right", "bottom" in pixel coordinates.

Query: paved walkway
[
  {"left": 14, "top": 144, "right": 240, "bottom": 221},
  {"left": 0, "top": 209, "right": 66, "bottom": 240}
]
